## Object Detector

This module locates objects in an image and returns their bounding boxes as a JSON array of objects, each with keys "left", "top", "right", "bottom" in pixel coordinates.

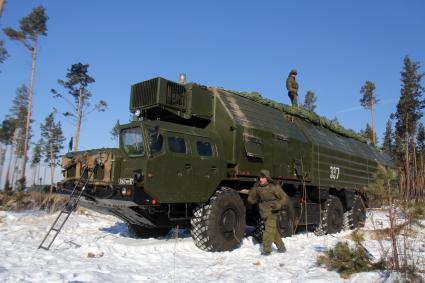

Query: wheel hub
[{"left": 222, "top": 208, "right": 237, "bottom": 232}]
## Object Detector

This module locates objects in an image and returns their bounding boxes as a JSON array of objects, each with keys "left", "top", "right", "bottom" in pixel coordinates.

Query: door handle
[{"left": 211, "top": 166, "right": 217, "bottom": 174}]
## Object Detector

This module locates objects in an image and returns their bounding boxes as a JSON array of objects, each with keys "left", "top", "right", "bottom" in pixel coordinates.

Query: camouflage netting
[{"left": 220, "top": 89, "right": 368, "bottom": 144}]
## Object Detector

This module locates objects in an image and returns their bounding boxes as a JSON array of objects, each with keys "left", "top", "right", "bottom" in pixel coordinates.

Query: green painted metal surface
[{"left": 62, "top": 77, "right": 393, "bottom": 205}]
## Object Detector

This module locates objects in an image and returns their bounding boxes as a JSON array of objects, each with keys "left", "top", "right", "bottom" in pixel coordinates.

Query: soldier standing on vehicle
[
  {"left": 286, "top": 69, "right": 299, "bottom": 107},
  {"left": 248, "top": 169, "right": 288, "bottom": 255}
]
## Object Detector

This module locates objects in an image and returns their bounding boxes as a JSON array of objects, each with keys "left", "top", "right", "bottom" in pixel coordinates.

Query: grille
[
  {"left": 95, "top": 166, "right": 105, "bottom": 180},
  {"left": 130, "top": 78, "right": 158, "bottom": 109},
  {"left": 67, "top": 166, "right": 76, "bottom": 178},
  {"left": 80, "top": 167, "right": 89, "bottom": 180},
  {"left": 166, "top": 82, "right": 186, "bottom": 108}
]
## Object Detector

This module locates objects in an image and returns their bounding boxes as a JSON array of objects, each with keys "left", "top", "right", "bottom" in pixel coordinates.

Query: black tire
[
  {"left": 252, "top": 216, "right": 265, "bottom": 242},
  {"left": 278, "top": 205, "right": 295, "bottom": 237},
  {"left": 343, "top": 195, "right": 366, "bottom": 230},
  {"left": 253, "top": 204, "right": 294, "bottom": 242},
  {"left": 314, "top": 195, "right": 344, "bottom": 235},
  {"left": 128, "top": 224, "right": 170, "bottom": 238},
  {"left": 191, "top": 187, "right": 246, "bottom": 252}
]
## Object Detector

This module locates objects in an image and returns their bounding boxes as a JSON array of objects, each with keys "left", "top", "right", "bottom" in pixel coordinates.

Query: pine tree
[
  {"left": 382, "top": 119, "right": 393, "bottom": 155},
  {"left": 111, "top": 120, "right": 120, "bottom": 142},
  {"left": 392, "top": 56, "right": 425, "bottom": 200},
  {"left": 51, "top": 63, "right": 107, "bottom": 152},
  {"left": 0, "top": 1, "right": 9, "bottom": 70},
  {"left": 303, "top": 90, "right": 317, "bottom": 112},
  {"left": 0, "top": 40, "right": 8, "bottom": 68},
  {"left": 360, "top": 81, "right": 379, "bottom": 145},
  {"left": 9, "top": 86, "right": 30, "bottom": 145},
  {"left": 40, "top": 113, "right": 65, "bottom": 194},
  {"left": 360, "top": 123, "right": 377, "bottom": 145},
  {"left": 8, "top": 85, "right": 31, "bottom": 190},
  {"left": 30, "top": 138, "right": 43, "bottom": 186},
  {"left": 3, "top": 6, "right": 48, "bottom": 189},
  {"left": 0, "top": 118, "right": 17, "bottom": 191}
]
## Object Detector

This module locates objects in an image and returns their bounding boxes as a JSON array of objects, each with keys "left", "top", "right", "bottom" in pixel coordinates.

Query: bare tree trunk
[
  {"left": 74, "top": 86, "right": 83, "bottom": 152},
  {"left": 404, "top": 119, "right": 410, "bottom": 200},
  {"left": 31, "top": 166, "right": 35, "bottom": 186},
  {"left": 4, "top": 129, "right": 17, "bottom": 190},
  {"left": 421, "top": 154, "right": 424, "bottom": 198},
  {"left": 43, "top": 164, "right": 47, "bottom": 185},
  {"left": 20, "top": 39, "right": 38, "bottom": 190},
  {"left": 11, "top": 156, "right": 19, "bottom": 190},
  {"left": 412, "top": 138, "right": 417, "bottom": 200},
  {"left": 49, "top": 143, "right": 54, "bottom": 194},
  {"left": 50, "top": 164, "right": 55, "bottom": 194},
  {"left": 13, "top": 134, "right": 23, "bottom": 190},
  {"left": 399, "top": 170, "right": 405, "bottom": 200},
  {"left": 37, "top": 162, "right": 41, "bottom": 185},
  {"left": 0, "top": 145, "right": 4, "bottom": 187},
  {"left": 371, "top": 101, "right": 375, "bottom": 145},
  {"left": 388, "top": 178, "right": 400, "bottom": 270},
  {"left": 0, "top": 0, "right": 5, "bottom": 18}
]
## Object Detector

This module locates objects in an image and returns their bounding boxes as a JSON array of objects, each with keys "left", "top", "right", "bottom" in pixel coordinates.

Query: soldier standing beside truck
[
  {"left": 248, "top": 169, "right": 288, "bottom": 255},
  {"left": 286, "top": 69, "right": 299, "bottom": 107}
]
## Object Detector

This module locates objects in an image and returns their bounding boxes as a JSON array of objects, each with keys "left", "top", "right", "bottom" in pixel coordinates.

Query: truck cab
[{"left": 118, "top": 120, "right": 226, "bottom": 204}]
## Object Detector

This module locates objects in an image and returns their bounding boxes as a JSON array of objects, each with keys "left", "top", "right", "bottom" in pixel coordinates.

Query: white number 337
[{"left": 330, "top": 166, "right": 340, "bottom": 180}]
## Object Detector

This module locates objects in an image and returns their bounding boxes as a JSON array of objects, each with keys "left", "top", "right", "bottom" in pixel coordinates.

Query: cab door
[
  {"left": 162, "top": 133, "right": 194, "bottom": 200},
  {"left": 190, "top": 137, "right": 224, "bottom": 200}
]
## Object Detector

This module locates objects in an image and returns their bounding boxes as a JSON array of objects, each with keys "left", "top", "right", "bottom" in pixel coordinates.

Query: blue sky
[{"left": 1, "top": 0, "right": 424, "bottom": 154}]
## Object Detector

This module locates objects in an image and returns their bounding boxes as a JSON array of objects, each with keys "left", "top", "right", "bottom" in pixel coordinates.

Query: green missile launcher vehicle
[{"left": 59, "top": 77, "right": 393, "bottom": 252}]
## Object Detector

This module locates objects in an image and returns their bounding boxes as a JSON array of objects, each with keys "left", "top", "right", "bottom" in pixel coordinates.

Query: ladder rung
[{"left": 38, "top": 165, "right": 98, "bottom": 250}]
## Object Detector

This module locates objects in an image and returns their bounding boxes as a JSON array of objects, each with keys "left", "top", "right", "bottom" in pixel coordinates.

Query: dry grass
[
  {"left": 362, "top": 222, "right": 409, "bottom": 241},
  {"left": 0, "top": 191, "right": 67, "bottom": 213}
]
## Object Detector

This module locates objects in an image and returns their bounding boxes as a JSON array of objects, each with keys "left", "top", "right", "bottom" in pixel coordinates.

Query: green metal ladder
[{"left": 38, "top": 166, "right": 97, "bottom": 250}]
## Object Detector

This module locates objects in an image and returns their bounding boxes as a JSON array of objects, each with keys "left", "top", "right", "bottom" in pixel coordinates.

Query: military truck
[{"left": 59, "top": 77, "right": 393, "bottom": 252}]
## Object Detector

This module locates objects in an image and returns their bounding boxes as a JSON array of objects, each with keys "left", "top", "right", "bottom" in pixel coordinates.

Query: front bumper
[{"left": 57, "top": 182, "right": 165, "bottom": 227}]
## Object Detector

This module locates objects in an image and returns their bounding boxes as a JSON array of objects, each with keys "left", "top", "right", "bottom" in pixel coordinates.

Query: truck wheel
[
  {"left": 128, "top": 224, "right": 170, "bottom": 238},
  {"left": 314, "top": 195, "right": 343, "bottom": 235},
  {"left": 191, "top": 187, "right": 246, "bottom": 251},
  {"left": 343, "top": 195, "right": 366, "bottom": 230},
  {"left": 278, "top": 206, "right": 295, "bottom": 237},
  {"left": 253, "top": 204, "right": 294, "bottom": 242},
  {"left": 252, "top": 216, "right": 265, "bottom": 242}
]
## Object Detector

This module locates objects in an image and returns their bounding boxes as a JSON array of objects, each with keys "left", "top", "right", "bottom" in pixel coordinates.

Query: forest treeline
[{"left": 0, "top": 4, "right": 106, "bottom": 192}]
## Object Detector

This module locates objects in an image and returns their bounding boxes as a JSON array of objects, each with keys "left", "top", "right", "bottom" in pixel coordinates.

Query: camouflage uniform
[
  {"left": 286, "top": 69, "right": 299, "bottom": 107},
  {"left": 248, "top": 169, "right": 288, "bottom": 254}
]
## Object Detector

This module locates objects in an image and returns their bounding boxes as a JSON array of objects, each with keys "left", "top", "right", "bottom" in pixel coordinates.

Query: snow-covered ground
[{"left": 0, "top": 208, "right": 420, "bottom": 283}]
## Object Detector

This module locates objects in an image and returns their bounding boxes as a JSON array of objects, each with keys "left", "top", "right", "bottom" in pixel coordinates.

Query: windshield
[{"left": 121, "top": 127, "right": 145, "bottom": 156}]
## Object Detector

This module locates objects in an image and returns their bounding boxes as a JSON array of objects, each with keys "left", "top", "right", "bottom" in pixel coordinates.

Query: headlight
[
  {"left": 121, "top": 187, "right": 133, "bottom": 197},
  {"left": 135, "top": 109, "right": 141, "bottom": 117}
]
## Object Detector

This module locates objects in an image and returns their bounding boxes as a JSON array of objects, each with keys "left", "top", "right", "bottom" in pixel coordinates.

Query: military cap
[
  {"left": 290, "top": 69, "right": 297, "bottom": 75},
  {"left": 259, "top": 169, "right": 271, "bottom": 179}
]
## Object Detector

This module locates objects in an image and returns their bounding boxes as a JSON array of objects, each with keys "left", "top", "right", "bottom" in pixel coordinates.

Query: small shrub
[
  {"left": 407, "top": 202, "right": 425, "bottom": 224},
  {"left": 318, "top": 231, "right": 385, "bottom": 279}
]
